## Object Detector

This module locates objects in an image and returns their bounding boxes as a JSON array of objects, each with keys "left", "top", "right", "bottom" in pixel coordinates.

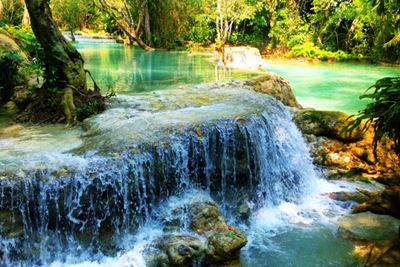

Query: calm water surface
[
  {"left": 78, "top": 43, "right": 399, "bottom": 114},
  {"left": 77, "top": 43, "right": 257, "bottom": 93},
  {"left": 264, "top": 60, "right": 399, "bottom": 114}
]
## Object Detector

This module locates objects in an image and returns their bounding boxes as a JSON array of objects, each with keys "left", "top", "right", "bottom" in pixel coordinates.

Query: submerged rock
[
  {"left": 338, "top": 212, "right": 400, "bottom": 241},
  {"left": 339, "top": 212, "right": 400, "bottom": 267},
  {"left": 147, "top": 200, "right": 247, "bottom": 266}
]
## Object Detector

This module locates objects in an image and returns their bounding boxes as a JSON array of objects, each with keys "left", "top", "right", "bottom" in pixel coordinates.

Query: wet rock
[
  {"left": 188, "top": 201, "right": 247, "bottom": 263},
  {"left": 352, "top": 239, "right": 400, "bottom": 267},
  {"left": 147, "top": 234, "right": 206, "bottom": 267},
  {"left": 294, "top": 109, "right": 400, "bottom": 178},
  {"left": 188, "top": 201, "right": 226, "bottom": 233},
  {"left": 294, "top": 109, "right": 362, "bottom": 142},
  {"left": 352, "top": 185, "right": 400, "bottom": 219},
  {"left": 246, "top": 74, "right": 301, "bottom": 108},
  {"left": 338, "top": 212, "right": 400, "bottom": 241},
  {"left": 0, "top": 209, "right": 24, "bottom": 238},
  {"left": 206, "top": 229, "right": 247, "bottom": 263},
  {"left": 148, "top": 200, "right": 247, "bottom": 266},
  {"left": 326, "top": 191, "right": 370, "bottom": 204}
]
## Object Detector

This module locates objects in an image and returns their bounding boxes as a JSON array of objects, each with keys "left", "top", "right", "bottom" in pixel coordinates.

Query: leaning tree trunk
[
  {"left": 21, "top": 2, "right": 30, "bottom": 26},
  {"left": 23, "top": 0, "right": 104, "bottom": 124},
  {"left": 0, "top": 0, "right": 3, "bottom": 20}
]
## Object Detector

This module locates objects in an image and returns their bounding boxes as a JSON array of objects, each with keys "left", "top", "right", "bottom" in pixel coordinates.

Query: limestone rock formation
[
  {"left": 352, "top": 185, "right": 400, "bottom": 219},
  {"left": 294, "top": 109, "right": 400, "bottom": 178},
  {"left": 246, "top": 74, "right": 301, "bottom": 108},
  {"left": 146, "top": 200, "right": 247, "bottom": 266},
  {"left": 338, "top": 212, "right": 400, "bottom": 241},
  {"left": 338, "top": 212, "right": 400, "bottom": 267}
]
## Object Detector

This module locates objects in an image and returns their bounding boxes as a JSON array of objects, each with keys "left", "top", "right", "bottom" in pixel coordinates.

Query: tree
[
  {"left": 0, "top": 1, "right": 3, "bottom": 20},
  {"left": 21, "top": 1, "right": 29, "bottom": 26},
  {"left": 96, "top": 0, "right": 153, "bottom": 50},
  {"left": 23, "top": 0, "right": 104, "bottom": 124},
  {"left": 0, "top": 0, "right": 24, "bottom": 25},
  {"left": 51, "top": 0, "right": 89, "bottom": 42},
  {"left": 214, "top": 0, "right": 258, "bottom": 46}
]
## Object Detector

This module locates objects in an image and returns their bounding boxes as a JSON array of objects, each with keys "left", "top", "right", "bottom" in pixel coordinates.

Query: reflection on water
[
  {"left": 77, "top": 43, "right": 400, "bottom": 114},
  {"left": 76, "top": 43, "right": 258, "bottom": 94},
  {"left": 264, "top": 60, "right": 400, "bottom": 114}
]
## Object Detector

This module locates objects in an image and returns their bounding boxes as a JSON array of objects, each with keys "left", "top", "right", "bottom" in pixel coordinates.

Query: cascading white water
[{"left": 0, "top": 82, "right": 340, "bottom": 266}]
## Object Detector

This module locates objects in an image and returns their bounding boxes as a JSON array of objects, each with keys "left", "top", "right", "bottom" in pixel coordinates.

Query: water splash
[{"left": 0, "top": 83, "right": 319, "bottom": 266}]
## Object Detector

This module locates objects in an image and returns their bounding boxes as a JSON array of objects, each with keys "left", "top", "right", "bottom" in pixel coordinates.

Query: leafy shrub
[
  {"left": 289, "top": 42, "right": 353, "bottom": 61},
  {"left": 344, "top": 77, "right": 400, "bottom": 152},
  {"left": 0, "top": 50, "right": 24, "bottom": 104},
  {"left": 4, "top": 26, "right": 43, "bottom": 61}
]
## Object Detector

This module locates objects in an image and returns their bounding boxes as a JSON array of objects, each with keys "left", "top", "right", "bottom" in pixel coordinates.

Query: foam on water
[{"left": 0, "top": 82, "right": 359, "bottom": 266}]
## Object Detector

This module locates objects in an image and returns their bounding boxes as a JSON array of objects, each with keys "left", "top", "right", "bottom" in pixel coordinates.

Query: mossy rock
[
  {"left": 0, "top": 31, "right": 28, "bottom": 61},
  {"left": 338, "top": 212, "right": 400, "bottom": 241},
  {"left": 294, "top": 109, "right": 363, "bottom": 142},
  {"left": 246, "top": 74, "right": 301, "bottom": 108}
]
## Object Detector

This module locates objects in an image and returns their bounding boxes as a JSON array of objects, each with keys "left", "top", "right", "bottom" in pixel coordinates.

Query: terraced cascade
[
  {"left": 4, "top": 43, "right": 397, "bottom": 267},
  {"left": 0, "top": 81, "right": 319, "bottom": 266}
]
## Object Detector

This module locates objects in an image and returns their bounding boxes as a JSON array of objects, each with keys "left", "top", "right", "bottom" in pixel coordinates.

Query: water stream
[{"left": 1, "top": 44, "right": 397, "bottom": 266}]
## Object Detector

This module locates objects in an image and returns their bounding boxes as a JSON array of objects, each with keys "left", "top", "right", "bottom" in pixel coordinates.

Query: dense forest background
[{"left": 0, "top": 0, "right": 399, "bottom": 63}]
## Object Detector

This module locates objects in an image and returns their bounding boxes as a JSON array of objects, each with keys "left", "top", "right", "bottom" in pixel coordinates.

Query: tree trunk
[
  {"left": 144, "top": 1, "right": 152, "bottom": 47},
  {"left": 21, "top": 2, "right": 30, "bottom": 26},
  {"left": 97, "top": 0, "right": 153, "bottom": 51},
  {"left": 0, "top": 0, "right": 3, "bottom": 20},
  {"left": 70, "top": 28, "right": 76, "bottom": 42},
  {"left": 22, "top": 0, "right": 104, "bottom": 124}
]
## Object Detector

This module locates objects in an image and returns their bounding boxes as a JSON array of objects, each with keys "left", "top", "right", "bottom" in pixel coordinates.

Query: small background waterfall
[{"left": 0, "top": 82, "right": 356, "bottom": 266}]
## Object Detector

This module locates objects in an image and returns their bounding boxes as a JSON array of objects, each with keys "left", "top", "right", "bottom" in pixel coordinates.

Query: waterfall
[{"left": 0, "top": 91, "right": 317, "bottom": 266}]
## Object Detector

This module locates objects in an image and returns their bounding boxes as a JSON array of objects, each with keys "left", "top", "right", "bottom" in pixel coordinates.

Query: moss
[{"left": 61, "top": 86, "right": 76, "bottom": 125}]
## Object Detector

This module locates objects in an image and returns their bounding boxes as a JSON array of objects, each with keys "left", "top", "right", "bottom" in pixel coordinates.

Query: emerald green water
[
  {"left": 264, "top": 60, "right": 399, "bottom": 114},
  {"left": 76, "top": 43, "right": 257, "bottom": 93},
  {"left": 77, "top": 43, "right": 399, "bottom": 114}
]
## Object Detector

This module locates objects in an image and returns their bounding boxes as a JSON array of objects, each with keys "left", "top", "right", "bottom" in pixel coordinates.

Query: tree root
[{"left": 62, "top": 86, "right": 76, "bottom": 125}]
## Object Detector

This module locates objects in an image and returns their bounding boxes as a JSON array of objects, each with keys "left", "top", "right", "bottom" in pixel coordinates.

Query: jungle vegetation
[
  {"left": 1, "top": 0, "right": 399, "bottom": 62},
  {"left": 0, "top": 0, "right": 399, "bottom": 128}
]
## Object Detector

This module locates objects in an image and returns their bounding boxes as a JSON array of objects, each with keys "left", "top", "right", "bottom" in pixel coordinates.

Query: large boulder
[
  {"left": 147, "top": 234, "right": 206, "bottom": 267},
  {"left": 146, "top": 200, "right": 247, "bottom": 266},
  {"left": 338, "top": 212, "right": 400, "bottom": 267},
  {"left": 338, "top": 212, "right": 400, "bottom": 241},
  {"left": 246, "top": 74, "right": 301, "bottom": 108},
  {"left": 0, "top": 30, "right": 28, "bottom": 60},
  {"left": 294, "top": 109, "right": 400, "bottom": 178},
  {"left": 294, "top": 109, "right": 362, "bottom": 142},
  {"left": 352, "top": 185, "right": 400, "bottom": 219}
]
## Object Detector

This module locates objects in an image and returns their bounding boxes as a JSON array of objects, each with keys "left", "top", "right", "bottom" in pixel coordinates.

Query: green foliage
[
  {"left": 51, "top": 0, "right": 90, "bottom": 33},
  {"left": 290, "top": 42, "right": 353, "bottom": 61},
  {"left": 2, "top": 0, "right": 397, "bottom": 62},
  {"left": 0, "top": 0, "right": 24, "bottom": 26},
  {"left": 4, "top": 26, "right": 42, "bottom": 59},
  {"left": 345, "top": 77, "right": 400, "bottom": 152},
  {"left": 0, "top": 50, "right": 24, "bottom": 103}
]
